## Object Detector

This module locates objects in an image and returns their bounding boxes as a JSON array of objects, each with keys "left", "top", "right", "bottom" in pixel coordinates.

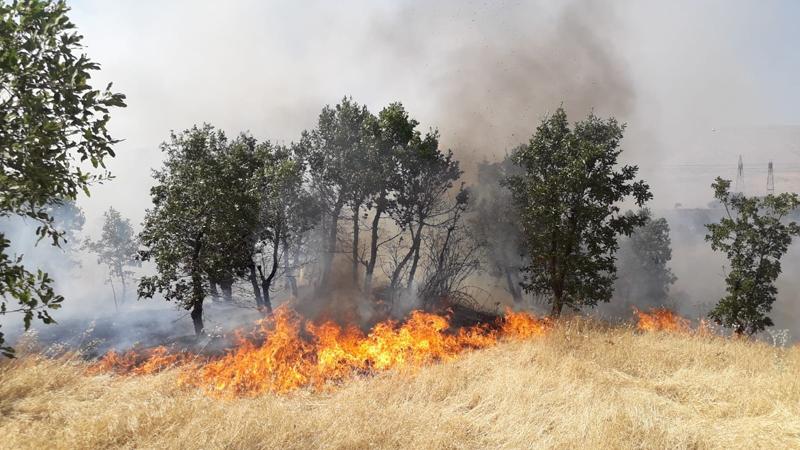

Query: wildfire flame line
[
  {"left": 90, "top": 306, "right": 549, "bottom": 397},
  {"left": 633, "top": 307, "right": 690, "bottom": 333}
]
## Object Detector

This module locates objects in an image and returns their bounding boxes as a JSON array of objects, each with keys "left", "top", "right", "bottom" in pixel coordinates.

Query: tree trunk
[
  {"left": 550, "top": 296, "right": 563, "bottom": 317},
  {"left": 258, "top": 232, "right": 281, "bottom": 315},
  {"left": 405, "top": 222, "right": 425, "bottom": 291},
  {"left": 190, "top": 234, "right": 205, "bottom": 335},
  {"left": 320, "top": 198, "right": 344, "bottom": 290},
  {"left": 504, "top": 268, "right": 523, "bottom": 304},
  {"left": 209, "top": 281, "right": 220, "bottom": 302},
  {"left": 191, "top": 272, "right": 205, "bottom": 335},
  {"left": 249, "top": 263, "right": 264, "bottom": 307},
  {"left": 191, "top": 300, "right": 204, "bottom": 335},
  {"left": 550, "top": 283, "right": 564, "bottom": 317},
  {"left": 120, "top": 274, "right": 127, "bottom": 305},
  {"left": 287, "top": 250, "right": 298, "bottom": 297},
  {"left": 351, "top": 200, "right": 361, "bottom": 286},
  {"left": 390, "top": 230, "right": 419, "bottom": 291},
  {"left": 282, "top": 239, "right": 297, "bottom": 297},
  {"left": 363, "top": 193, "right": 385, "bottom": 295},
  {"left": 109, "top": 278, "right": 119, "bottom": 311},
  {"left": 220, "top": 278, "right": 233, "bottom": 302}
]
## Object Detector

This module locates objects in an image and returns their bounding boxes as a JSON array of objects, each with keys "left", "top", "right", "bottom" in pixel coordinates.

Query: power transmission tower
[
  {"left": 735, "top": 155, "right": 744, "bottom": 194},
  {"left": 767, "top": 160, "right": 775, "bottom": 195}
]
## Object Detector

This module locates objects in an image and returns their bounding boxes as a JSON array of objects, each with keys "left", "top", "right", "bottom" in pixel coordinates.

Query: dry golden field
[{"left": 1, "top": 320, "right": 799, "bottom": 450}]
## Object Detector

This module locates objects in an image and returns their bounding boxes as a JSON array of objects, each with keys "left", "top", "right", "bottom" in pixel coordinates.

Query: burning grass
[
  {"left": 88, "top": 306, "right": 549, "bottom": 396},
  {"left": 633, "top": 307, "right": 691, "bottom": 333},
  {"left": 1, "top": 317, "right": 799, "bottom": 449}
]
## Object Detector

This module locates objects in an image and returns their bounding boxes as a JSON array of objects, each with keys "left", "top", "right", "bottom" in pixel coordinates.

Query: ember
[{"left": 91, "top": 306, "right": 548, "bottom": 396}]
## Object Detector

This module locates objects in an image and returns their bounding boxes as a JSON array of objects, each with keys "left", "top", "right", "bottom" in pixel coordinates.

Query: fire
[
  {"left": 633, "top": 307, "right": 690, "bottom": 333},
  {"left": 88, "top": 346, "right": 192, "bottom": 376},
  {"left": 91, "top": 306, "right": 548, "bottom": 396}
]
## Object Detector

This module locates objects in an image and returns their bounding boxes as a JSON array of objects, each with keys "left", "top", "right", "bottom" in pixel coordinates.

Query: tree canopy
[
  {"left": 0, "top": 0, "right": 125, "bottom": 356},
  {"left": 705, "top": 178, "right": 800, "bottom": 335},
  {"left": 506, "top": 107, "right": 652, "bottom": 317},
  {"left": 613, "top": 209, "right": 676, "bottom": 311},
  {"left": 84, "top": 207, "right": 139, "bottom": 307},
  {"left": 138, "top": 126, "right": 259, "bottom": 335}
]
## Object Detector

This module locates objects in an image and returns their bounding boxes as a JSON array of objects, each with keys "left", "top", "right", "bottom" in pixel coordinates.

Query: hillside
[{"left": 1, "top": 320, "right": 798, "bottom": 449}]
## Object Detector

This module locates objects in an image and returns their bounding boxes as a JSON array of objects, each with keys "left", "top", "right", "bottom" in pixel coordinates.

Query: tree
[
  {"left": 417, "top": 188, "right": 480, "bottom": 310},
  {"left": 252, "top": 144, "right": 319, "bottom": 312},
  {"left": 705, "top": 177, "right": 800, "bottom": 335},
  {"left": 613, "top": 209, "right": 676, "bottom": 310},
  {"left": 205, "top": 134, "right": 262, "bottom": 305},
  {"left": 138, "top": 126, "right": 258, "bottom": 335},
  {"left": 0, "top": 0, "right": 126, "bottom": 356},
  {"left": 301, "top": 97, "right": 375, "bottom": 291},
  {"left": 361, "top": 103, "right": 419, "bottom": 295},
  {"left": 469, "top": 156, "right": 526, "bottom": 303},
  {"left": 84, "top": 207, "right": 139, "bottom": 308},
  {"left": 507, "top": 107, "right": 652, "bottom": 317},
  {"left": 388, "top": 130, "right": 462, "bottom": 295}
]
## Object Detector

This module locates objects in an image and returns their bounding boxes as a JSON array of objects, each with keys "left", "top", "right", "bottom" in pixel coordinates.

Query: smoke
[
  {"left": 4, "top": 1, "right": 799, "bottom": 348},
  {"left": 366, "top": 0, "right": 635, "bottom": 171}
]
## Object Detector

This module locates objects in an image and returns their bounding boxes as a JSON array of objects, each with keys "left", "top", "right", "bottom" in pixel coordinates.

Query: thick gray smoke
[{"left": 368, "top": 0, "right": 635, "bottom": 171}]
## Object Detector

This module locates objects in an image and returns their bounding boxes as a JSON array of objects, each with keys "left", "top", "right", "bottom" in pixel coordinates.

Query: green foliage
[
  {"left": 506, "top": 107, "right": 652, "bottom": 316},
  {"left": 252, "top": 142, "right": 320, "bottom": 308},
  {"left": 298, "top": 97, "right": 376, "bottom": 288},
  {"left": 84, "top": 207, "right": 139, "bottom": 304},
  {"left": 705, "top": 178, "right": 800, "bottom": 335},
  {"left": 0, "top": 0, "right": 125, "bottom": 355},
  {"left": 138, "top": 126, "right": 259, "bottom": 334},
  {"left": 393, "top": 130, "right": 462, "bottom": 229},
  {"left": 258, "top": 145, "right": 320, "bottom": 252},
  {"left": 615, "top": 209, "right": 676, "bottom": 306},
  {"left": 388, "top": 128, "right": 463, "bottom": 292},
  {"left": 365, "top": 102, "right": 420, "bottom": 214},
  {"left": 302, "top": 97, "right": 375, "bottom": 208}
]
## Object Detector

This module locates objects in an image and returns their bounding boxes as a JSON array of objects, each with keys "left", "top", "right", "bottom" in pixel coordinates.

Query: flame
[
  {"left": 88, "top": 346, "right": 192, "bottom": 376},
  {"left": 633, "top": 307, "right": 690, "bottom": 333},
  {"left": 91, "top": 306, "right": 548, "bottom": 396}
]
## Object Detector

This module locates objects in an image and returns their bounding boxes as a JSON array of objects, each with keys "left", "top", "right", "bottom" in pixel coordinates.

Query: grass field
[{"left": 1, "top": 320, "right": 799, "bottom": 449}]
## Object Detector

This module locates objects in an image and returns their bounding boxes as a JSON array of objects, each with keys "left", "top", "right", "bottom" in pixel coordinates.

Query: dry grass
[{"left": 1, "top": 320, "right": 799, "bottom": 449}]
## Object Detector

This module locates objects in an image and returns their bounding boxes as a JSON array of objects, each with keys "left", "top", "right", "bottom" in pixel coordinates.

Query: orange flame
[
  {"left": 633, "top": 307, "right": 690, "bottom": 333},
  {"left": 90, "top": 306, "right": 548, "bottom": 396},
  {"left": 88, "top": 346, "right": 192, "bottom": 376}
]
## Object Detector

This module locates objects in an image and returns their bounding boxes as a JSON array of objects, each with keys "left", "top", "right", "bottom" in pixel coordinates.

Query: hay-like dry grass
[{"left": 1, "top": 320, "right": 799, "bottom": 449}]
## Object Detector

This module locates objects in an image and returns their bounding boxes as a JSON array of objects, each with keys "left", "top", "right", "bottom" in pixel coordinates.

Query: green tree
[
  {"left": 205, "top": 134, "right": 262, "bottom": 305},
  {"left": 361, "top": 103, "right": 419, "bottom": 295},
  {"left": 507, "top": 107, "right": 652, "bottom": 317},
  {"left": 0, "top": 0, "right": 125, "bottom": 356},
  {"left": 84, "top": 207, "right": 139, "bottom": 308},
  {"left": 705, "top": 177, "right": 800, "bottom": 335},
  {"left": 614, "top": 209, "right": 676, "bottom": 309},
  {"left": 300, "top": 97, "right": 375, "bottom": 290},
  {"left": 388, "top": 130, "right": 462, "bottom": 294},
  {"left": 253, "top": 144, "right": 319, "bottom": 312},
  {"left": 138, "top": 126, "right": 258, "bottom": 335}
]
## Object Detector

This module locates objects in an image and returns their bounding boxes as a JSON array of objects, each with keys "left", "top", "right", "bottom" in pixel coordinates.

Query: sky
[{"left": 66, "top": 0, "right": 800, "bottom": 233}]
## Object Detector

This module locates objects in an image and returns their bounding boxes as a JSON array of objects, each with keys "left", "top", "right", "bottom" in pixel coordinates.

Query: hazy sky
[{"left": 67, "top": 0, "right": 800, "bottom": 232}]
